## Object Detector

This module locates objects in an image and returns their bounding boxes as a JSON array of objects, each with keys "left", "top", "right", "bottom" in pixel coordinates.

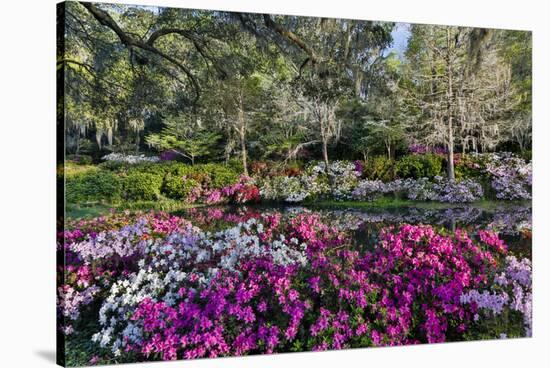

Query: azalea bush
[
  {"left": 403, "top": 176, "right": 484, "bottom": 203},
  {"left": 453, "top": 153, "right": 531, "bottom": 200},
  {"left": 259, "top": 160, "right": 485, "bottom": 203},
  {"left": 316, "top": 161, "right": 362, "bottom": 199},
  {"left": 483, "top": 153, "right": 532, "bottom": 200},
  {"left": 102, "top": 153, "right": 160, "bottom": 164},
  {"left": 66, "top": 153, "right": 530, "bottom": 205},
  {"left": 351, "top": 176, "right": 483, "bottom": 203},
  {"left": 205, "top": 176, "right": 261, "bottom": 205},
  {"left": 461, "top": 254, "right": 532, "bottom": 337},
  {"left": 258, "top": 162, "right": 332, "bottom": 203},
  {"left": 59, "top": 211, "right": 531, "bottom": 364}
]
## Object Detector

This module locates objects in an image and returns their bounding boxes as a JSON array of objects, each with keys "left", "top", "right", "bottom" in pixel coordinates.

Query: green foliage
[
  {"left": 363, "top": 156, "right": 396, "bottom": 181},
  {"left": 146, "top": 114, "right": 221, "bottom": 165},
  {"left": 122, "top": 172, "right": 163, "bottom": 201},
  {"left": 395, "top": 154, "right": 443, "bottom": 179},
  {"left": 160, "top": 162, "right": 239, "bottom": 196},
  {"left": 462, "top": 310, "right": 526, "bottom": 341},
  {"left": 455, "top": 158, "right": 481, "bottom": 180},
  {"left": 66, "top": 154, "right": 93, "bottom": 165},
  {"left": 96, "top": 161, "right": 239, "bottom": 200},
  {"left": 162, "top": 173, "right": 200, "bottom": 200},
  {"left": 195, "top": 164, "right": 239, "bottom": 188},
  {"left": 226, "top": 159, "right": 245, "bottom": 174},
  {"left": 97, "top": 160, "right": 128, "bottom": 172},
  {"left": 126, "top": 162, "right": 168, "bottom": 178},
  {"left": 519, "top": 150, "right": 532, "bottom": 162},
  {"left": 66, "top": 171, "right": 122, "bottom": 203},
  {"left": 63, "top": 162, "right": 98, "bottom": 179},
  {"left": 73, "top": 161, "right": 241, "bottom": 203}
]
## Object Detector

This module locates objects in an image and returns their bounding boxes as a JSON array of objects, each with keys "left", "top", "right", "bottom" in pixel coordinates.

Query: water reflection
[{"left": 177, "top": 203, "right": 532, "bottom": 258}]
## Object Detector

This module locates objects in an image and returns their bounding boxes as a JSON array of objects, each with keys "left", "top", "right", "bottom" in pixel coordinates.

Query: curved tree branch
[
  {"left": 146, "top": 28, "right": 227, "bottom": 78},
  {"left": 262, "top": 14, "right": 319, "bottom": 64},
  {"left": 80, "top": 2, "right": 201, "bottom": 103}
]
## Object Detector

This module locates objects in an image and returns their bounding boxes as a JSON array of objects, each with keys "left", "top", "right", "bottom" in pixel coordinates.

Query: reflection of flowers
[
  {"left": 487, "top": 207, "right": 532, "bottom": 235},
  {"left": 185, "top": 204, "right": 531, "bottom": 237}
]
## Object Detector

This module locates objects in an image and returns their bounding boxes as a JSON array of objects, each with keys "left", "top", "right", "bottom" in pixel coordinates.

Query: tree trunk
[
  {"left": 446, "top": 128, "right": 455, "bottom": 181},
  {"left": 237, "top": 93, "right": 249, "bottom": 176},
  {"left": 75, "top": 136, "right": 80, "bottom": 155},
  {"left": 322, "top": 138, "right": 329, "bottom": 172},
  {"left": 240, "top": 131, "right": 248, "bottom": 176},
  {"left": 135, "top": 131, "right": 140, "bottom": 153},
  {"left": 446, "top": 28, "right": 455, "bottom": 181},
  {"left": 319, "top": 113, "right": 330, "bottom": 175}
]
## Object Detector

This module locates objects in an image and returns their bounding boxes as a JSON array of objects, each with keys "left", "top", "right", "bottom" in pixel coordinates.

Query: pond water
[{"left": 175, "top": 203, "right": 532, "bottom": 259}]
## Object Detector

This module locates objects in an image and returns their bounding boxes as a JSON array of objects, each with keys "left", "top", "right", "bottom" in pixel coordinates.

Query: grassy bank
[
  {"left": 308, "top": 198, "right": 531, "bottom": 211},
  {"left": 65, "top": 200, "right": 204, "bottom": 219}
]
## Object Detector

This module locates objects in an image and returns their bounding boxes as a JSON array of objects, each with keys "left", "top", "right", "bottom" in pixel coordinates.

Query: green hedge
[
  {"left": 395, "top": 154, "right": 443, "bottom": 179},
  {"left": 66, "top": 154, "right": 93, "bottom": 165},
  {"left": 363, "top": 156, "right": 396, "bottom": 181},
  {"left": 66, "top": 171, "right": 122, "bottom": 203},
  {"left": 195, "top": 164, "right": 239, "bottom": 188},
  {"left": 162, "top": 173, "right": 200, "bottom": 199},
  {"left": 65, "top": 161, "right": 241, "bottom": 204},
  {"left": 122, "top": 172, "right": 164, "bottom": 201}
]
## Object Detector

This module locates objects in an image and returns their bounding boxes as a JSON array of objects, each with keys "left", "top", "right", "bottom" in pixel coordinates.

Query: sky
[{"left": 386, "top": 22, "right": 412, "bottom": 58}]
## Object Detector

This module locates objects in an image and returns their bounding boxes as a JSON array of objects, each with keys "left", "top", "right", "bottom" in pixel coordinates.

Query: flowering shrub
[
  {"left": 482, "top": 153, "right": 532, "bottom": 200},
  {"left": 259, "top": 161, "right": 359, "bottom": 203},
  {"left": 408, "top": 144, "right": 447, "bottom": 155},
  {"left": 69, "top": 153, "right": 531, "bottom": 205},
  {"left": 260, "top": 175, "right": 312, "bottom": 203},
  {"left": 461, "top": 255, "right": 532, "bottom": 337},
  {"left": 404, "top": 176, "right": 484, "bottom": 203},
  {"left": 312, "top": 161, "right": 361, "bottom": 199},
  {"left": 59, "top": 211, "right": 531, "bottom": 363},
  {"left": 159, "top": 150, "right": 179, "bottom": 161},
  {"left": 102, "top": 153, "right": 160, "bottom": 164},
  {"left": 351, "top": 179, "right": 399, "bottom": 201},
  {"left": 259, "top": 163, "right": 331, "bottom": 203},
  {"left": 205, "top": 176, "right": 260, "bottom": 205},
  {"left": 352, "top": 176, "right": 483, "bottom": 203},
  {"left": 259, "top": 160, "right": 487, "bottom": 203}
]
